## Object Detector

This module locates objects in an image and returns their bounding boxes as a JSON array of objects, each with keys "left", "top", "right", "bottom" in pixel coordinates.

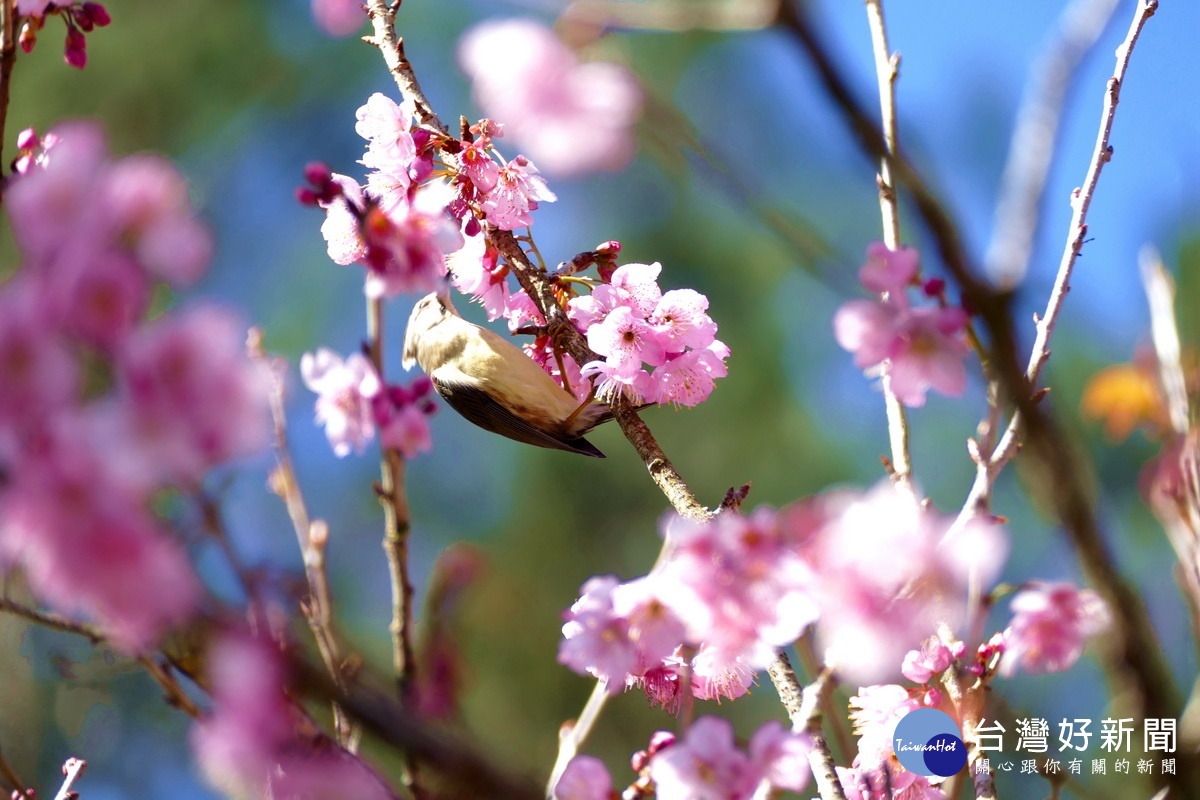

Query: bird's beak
[{"left": 434, "top": 276, "right": 456, "bottom": 314}]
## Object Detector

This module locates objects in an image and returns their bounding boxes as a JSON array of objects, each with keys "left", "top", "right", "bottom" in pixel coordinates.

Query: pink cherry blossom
[
  {"left": 651, "top": 288, "right": 718, "bottom": 354},
  {"left": 475, "top": 155, "right": 554, "bottom": 231},
  {"left": 688, "top": 644, "right": 756, "bottom": 703},
  {"left": 0, "top": 280, "right": 79, "bottom": 439},
  {"left": 301, "top": 348, "right": 382, "bottom": 457},
  {"left": 579, "top": 356, "right": 654, "bottom": 405},
  {"left": 901, "top": 634, "right": 955, "bottom": 684},
  {"left": 749, "top": 721, "right": 812, "bottom": 793},
  {"left": 479, "top": 155, "right": 557, "bottom": 230},
  {"left": 362, "top": 183, "right": 460, "bottom": 298},
  {"left": 375, "top": 378, "right": 437, "bottom": 459},
  {"left": 101, "top": 153, "right": 213, "bottom": 287},
  {"left": 835, "top": 243, "right": 969, "bottom": 407},
  {"left": 553, "top": 756, "right": 613, "bottom": 800},
  {"left": 458, "top": 18, "right": 641, "bottom": 176},
  {"left": 113, "top": 305, "right": 270, "bottom": 486},
  {"left": 838, "top": 766, "right": 946, "bottom": 800},
  {"left": 791, "top": 481, "right": 1006, "bottom": 685},
  {"left": 859, "top": 241, "right": 920, "bottom": 298},
  {"left": 356, "top": 92, "right": 418, "bottom": 169},
  {"left": 448, "top": 231, "right": 509, "bottom": 321},
  {"left": 999, "top": 582, "right": 1110, "bottom": 676},
  {"left": 610, "top": 262, "right": 663, "bottom": 316},
  {"left": 559, "top": 576, "right": 639, "bottom": 693},
  {"left": 884, "top": 306, "right": 970, "bottom": 405},
  {"left": 650, "top": 340, "right": 729, "bottom": 407},
  {"left": 41, "top": 248, "right": 149, "bottom": 349},
  {"left": 0, "top": 421, "right": 199, "bottom": 652},
  {"left": 649, "top": 716, "right": 757, "bottom": 800},
  {"left": 459, "top": 138, "right": 501, "bottom": 195},
  {"left": 319, "top": 173, "right": 370, "bottom": 266},
  {"left": 657, "top": 507, "right": 818, "bottom": 671},
  {"left": 311, "top": 0, "right": 366, "bottom": 37},
  {"left": 586, "top": 305, "right": 668, "bottom": 375},
  {"left": 567, "top": 284, "right": 632, "bottom": 333},
  {"left": 6, "top": 121, "right": 109, "bottom": 266}
]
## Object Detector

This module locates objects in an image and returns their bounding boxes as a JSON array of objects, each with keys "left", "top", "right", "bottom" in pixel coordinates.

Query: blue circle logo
[{"left": 891, "top": 708, "right": 966, "bottom": 777}]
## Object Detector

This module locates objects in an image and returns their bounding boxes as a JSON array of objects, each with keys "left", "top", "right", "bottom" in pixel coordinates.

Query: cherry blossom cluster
[
  {"left": 304, "top": 93, "right": 560, "bottom": 298},
  {"left": 300, "top": 347, "right": 436, "bottom": 460},
  {"left": 998, "top": 581, "right": 1110, "bottom": 676},
  {"left": 458, "top": 18, "right": 642, "bottom": 177},
  {"left": 556, "top": 718, "right": 811, "bottom": 800},
  {"left": 566, "top": 261, "right": 729, "bottom": 407},
  {"left": 192, "top": 630, "right": 391, "bottom": 799},
  {"left": 0, "top": 122, "right": 268, "bottom": 651},
  {"left": 558, "top": 482, "right": 1008, "bottom": 710},
  {"left": 840, "top": 678, "right": 948, "bottom": 800},
  {"left": 834, "top": 242, "right": 970, "bottom": 407},
  {"left": 17, "top": 0, "right": 110, "bottom": 69},
  {"left": 830, "top": 579, "right": 1110, "bottom": 799}
]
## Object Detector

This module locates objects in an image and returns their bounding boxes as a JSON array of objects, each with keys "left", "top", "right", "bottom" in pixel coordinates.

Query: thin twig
[
  {"left": 863, "top": 0, "right": 915, "bottom": 496},
  {"left": 51, "top": 758, "right": 86, "bottom": 800},
  {"left": 794, "top": 667, "right": 846, "bottom": 800},
  {"left": 784, "top": 0, "right": 1180, "bottom": 745},
  {"left": 0, "top": 597, "right": 104, "bottom": 643},
  {"left": 364, "top": 0, "right": 445, "bottom": 134},
  {"left": 296, "top": 660, "right": 543, "bottom": 800},
  {"left": 0, "top": 742, "right": 33, "bottom": 800},
  {"left": 136, "top": 655, "right": 203, "bottom": 719},
  {"left": 985, "top": 0, "right": 1122, "bottom": 288},
  {"left": 250, "top": 330, "right": 357, "bottom": 749},
  {"left": 365, "top": 293, "right": 421, "bottom": 798},
  {"left": 0, "top": 0, "right": 16, "bottom": 193}
]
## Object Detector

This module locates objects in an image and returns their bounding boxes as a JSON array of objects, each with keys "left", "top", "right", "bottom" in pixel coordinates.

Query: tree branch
[{"left": 863, "top": 0, "right": 915, "bottom": 497}]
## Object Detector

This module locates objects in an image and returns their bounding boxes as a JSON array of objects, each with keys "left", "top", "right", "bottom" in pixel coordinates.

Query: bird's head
[{"left": 402, "top": 284, "right": 458, "bottom": 370}]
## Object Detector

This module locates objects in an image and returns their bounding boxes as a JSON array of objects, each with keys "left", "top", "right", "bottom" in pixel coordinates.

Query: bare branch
[
  {"left": 863, "top": 0, "right": 915, "bottom": 496},
  {"left": 250, "top": 330, "right": 358, "bottom": 749},
  {"left": 52, "top": 758, "right": 86, "bottom": 800},
  {"left": 0, "top": 742, "right": 33, "bottom": 800}
]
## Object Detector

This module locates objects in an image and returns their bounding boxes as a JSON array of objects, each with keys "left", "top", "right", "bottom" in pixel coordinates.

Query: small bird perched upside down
[{"left": 402, "top": 288, "right": 614, "bottom": 457}]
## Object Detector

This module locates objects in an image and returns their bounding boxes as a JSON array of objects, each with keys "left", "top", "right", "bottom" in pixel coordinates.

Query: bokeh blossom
[
  {"left": 648, "top": 716, "right": 811, "bottom": 800},
  {"left": 192, "top": 631, "right": 391, "bottom": 800},
  {"left": 999, "top": 581, "right": 1110, "bottom": 676},
  {"left": 458, "top": 18, "right": 642, "bottom": 176},
  {"left": 834, "top": 242, "right": 970, "bottom": 407}
]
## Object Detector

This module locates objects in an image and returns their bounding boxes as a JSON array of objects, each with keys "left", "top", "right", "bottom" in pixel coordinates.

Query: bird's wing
[{"left": 431, "top": 368, "right": 605, "bottom": 458}]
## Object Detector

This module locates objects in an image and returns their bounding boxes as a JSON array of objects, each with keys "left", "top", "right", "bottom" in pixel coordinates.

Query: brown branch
[
  {"left": 862, "top": 0, "right": 914, "bottom": 496},
  {"left": 985, "top": 0, "right": 1122, "bottom": 288},
  {"left": 782, "top": 0, "right": 1180, "bottom": 741},
  {"left": 136, "top": 655, "right": 203, "bottom": 719},
  {"left": 0, "top": 0, "right": 16, "bottom": 193},
  {"left": 0, "top": 742, "right": 33, "bottom": 800},
  {"left": 51, "top": 758, "right": 86, "bottom": 800},
  {"left": 296, "top": 660, "right": 543, "bottom": 800},
  {"left": 365, "top": 293, "right": 422, "bottom": 798},
  {"left": 790, "top": 666, "right": 846, "bottom": 800},
  {"left": 250, "top": 330, "right": 357, "bottom": 749},
  {"left": 0, "top": 597, "right": 104, "bottom": 643},
  {"left": 363, "top": 0, "right": 445, "bottom": 134}
]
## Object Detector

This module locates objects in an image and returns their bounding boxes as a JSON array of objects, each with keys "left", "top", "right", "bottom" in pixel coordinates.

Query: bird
[{"left": 402, "top": 288, "right": 614, "bottom": 457}]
